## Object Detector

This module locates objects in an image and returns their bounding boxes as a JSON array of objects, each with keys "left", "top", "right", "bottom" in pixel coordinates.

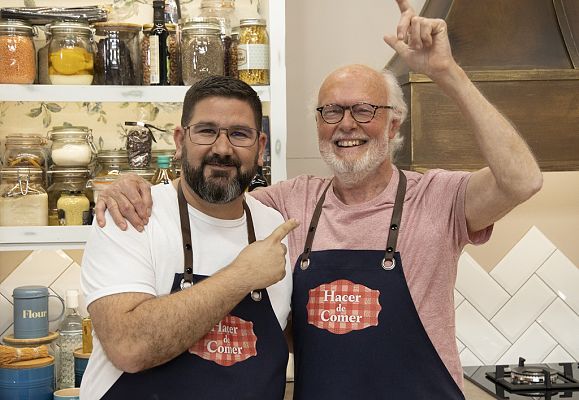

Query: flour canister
[
  {"left": 13, "top": 286, "right": 65, "bottom": 339},
  {"left": 0, "top": 356, "right": 55, "bottom": 400}
]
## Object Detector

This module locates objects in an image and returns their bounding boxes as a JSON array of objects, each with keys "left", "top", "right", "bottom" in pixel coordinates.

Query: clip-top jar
[
  {"left": 47, "top": 167, "right": 91, "bottom": 226},
  {"left": 48, "top": 21, "right": 94, "bottom": 85},
  {"left": 238, "top": 18, "right": 269, "bottom": 85},
  {"left": 0, "top": 168, "right": 47, "bottom": 226},
  {"left": 95, "top": 150, "right": 129, "bottom": 176},
  {"left": 0, "top": 19, "right": 36, "bottom": 84},
  {"left": 3, "top": 134, "right": 47, "bottom": 169},
  {"left": 181, "top": 20, "right": 224, "bottom": 85},
  {"left": 48, "top": 126, "right": 97, "bottom": 167}
]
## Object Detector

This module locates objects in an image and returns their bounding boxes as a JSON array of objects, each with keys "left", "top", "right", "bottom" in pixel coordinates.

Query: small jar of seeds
[
  {"left": 180, "top": 20, "right": 224, "bottom": 86},
  {"left": 142, "top": 23, "right": 180, "bottom": 85},
  {"left": 238, "top": 18, "right": 269, "bottom": 85},
  {"left": 0, "top": 19, "right": 36, "bottom": 84}
]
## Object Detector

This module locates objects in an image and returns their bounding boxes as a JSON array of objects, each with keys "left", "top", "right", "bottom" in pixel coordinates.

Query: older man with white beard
[{"left": 93, "top": 2, "right": 543, "bottom": 398}]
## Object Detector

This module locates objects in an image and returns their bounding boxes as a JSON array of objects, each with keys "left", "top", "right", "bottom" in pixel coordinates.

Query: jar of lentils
[
  {"left": 181, "top": 20, "right": 224, "bottom": 85},
  {"left": 238, "top": 18, "right": 269, "bottom": 85},
  {"left": 0, "top": 19, "right": 36, "bottom": 84}
]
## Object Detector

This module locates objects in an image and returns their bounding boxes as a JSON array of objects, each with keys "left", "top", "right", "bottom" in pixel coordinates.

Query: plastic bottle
[
  {"left": 151, "top": 155, "right": 176, "bottom": 185},
  {"left": 57, "top": 290, "right": 83, "bottom": 389}
]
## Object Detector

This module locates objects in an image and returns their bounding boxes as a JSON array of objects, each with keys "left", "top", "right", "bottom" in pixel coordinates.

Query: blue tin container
[
  {"left": 73, "top": 349, "right": 90, "bottom": 387},
  {"left": 0, "top": 355, "right": 54, "bottom": 400},
  {"left": 12, "top": 286, "right": 65, "bottom": 339}
]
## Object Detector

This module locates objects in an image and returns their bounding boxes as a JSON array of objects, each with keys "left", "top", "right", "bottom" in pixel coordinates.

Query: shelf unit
[{"left": 0, "top": 0, "right": 286, "bottom": 251}]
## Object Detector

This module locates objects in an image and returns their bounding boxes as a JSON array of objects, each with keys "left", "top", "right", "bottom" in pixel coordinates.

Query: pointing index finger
[{"left": 267, "top": 219, "right": 300, "bottom": 243}]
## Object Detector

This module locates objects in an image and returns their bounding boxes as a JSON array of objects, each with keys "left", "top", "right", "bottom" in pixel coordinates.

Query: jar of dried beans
[
  {"left": 47, "top": 21, "right": 94, "bottom": 85},
  {"left": 93, "top": 23, "right": 142, "bottom": 86},
  {"left": 142, "top": 23, "right": 180, "bottom": 85},
  {"left": 0, "top": 19, "right": 36, "bottom": 84},
  {"left": 181, "top": 21, "right": 224, "bottom": 85},
  {"left": 238, "top": 18, "right": 269, "bottom": 85}
]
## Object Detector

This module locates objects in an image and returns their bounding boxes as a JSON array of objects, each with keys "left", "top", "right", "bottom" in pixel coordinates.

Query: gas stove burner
[{"left": 511, "top": 357, "right": 558, "bottom": 384}]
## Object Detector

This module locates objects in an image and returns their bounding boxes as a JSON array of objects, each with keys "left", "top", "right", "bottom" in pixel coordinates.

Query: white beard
[{"left": 319, "top": 131, "right": 390, "bottom": 187}]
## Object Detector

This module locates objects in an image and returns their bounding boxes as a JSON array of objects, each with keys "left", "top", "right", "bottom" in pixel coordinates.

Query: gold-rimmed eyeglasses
[{"left": 184, "top": 123, "right": 260, "bottom": 147}]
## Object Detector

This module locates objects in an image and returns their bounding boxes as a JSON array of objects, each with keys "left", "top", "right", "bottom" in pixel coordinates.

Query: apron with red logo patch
[
  {"left": 102, "top": 183, "right": 288, "bottom": 399},
  {"left": 292, "top": 170, "right": 465, "bottom": 399}
]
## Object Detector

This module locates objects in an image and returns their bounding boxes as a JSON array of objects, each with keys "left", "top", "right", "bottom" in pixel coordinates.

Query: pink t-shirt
[{"left": 250, "top": 168, "right": 492, "bottom": 389}]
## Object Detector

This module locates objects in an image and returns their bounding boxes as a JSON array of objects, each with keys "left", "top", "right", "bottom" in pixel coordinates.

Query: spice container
[
  {"left": 95, "top": 150, "right": 129, "bottom": 176},
  {"left": 57, "top": 191, "right": 90, "bottom": 226},
  {"left": 142, "top": 23, "right": 180, "bottom": 86},
  {"left": 238, "top": 18, "right": 269, "bottom": 85},
  {"left": 181, "top": 20, "right": 224, "bottom": 85},
  {"left": 0, "top": 168, "right": 48, "bottom": 226},
  {"left": 93, "top": 23, "right": 142, "bottom": 86},
  {"left": 3, "top": 135, "right": 47, "bottom": 169},
  {"left": 0, "top": 19, "right": 36, "bottom": 84},
  {"left": 47, "top": 168, "right": 91, "bottom": 226},
  {"left": 48, "top": 21, "right": 94, "bottom": 85},
  {"left": 48, "top": 126, "right": 96, "bottom": 167}
]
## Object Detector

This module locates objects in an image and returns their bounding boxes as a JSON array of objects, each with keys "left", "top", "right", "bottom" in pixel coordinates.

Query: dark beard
[{"left": 182, "top": 150, "right": 257, "bottom": 204}]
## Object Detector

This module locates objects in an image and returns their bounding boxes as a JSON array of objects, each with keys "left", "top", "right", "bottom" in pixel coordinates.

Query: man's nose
[
  {"left": 339, "top": 108, "right": 358, "bottom": 130},
  {"left": 212, "top": 130, "right": 234, "bottom": 154}
]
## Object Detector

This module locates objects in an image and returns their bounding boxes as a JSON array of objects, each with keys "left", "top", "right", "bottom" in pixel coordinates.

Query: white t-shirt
[{"left": 80, "top": 183, "right": 292, "bottom": 400}]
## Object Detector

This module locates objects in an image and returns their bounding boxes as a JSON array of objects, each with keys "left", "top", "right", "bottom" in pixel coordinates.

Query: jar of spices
[
  {"left": 48, "top": 21, "right": 94, "bottom": 85},
  {"left": 0, "top": 168, "right": 48, "bottom": 226},
  {"left": 48, "top": 126, "right": 97, "bottom": 167},
  {"left": 3, "top": 134, "right": 47, "bottom": 169},
  {"left": 0, "top": 19, "right": 36, "bottom": 84},
  {"left": 238, "top": 18, "right": 269, "bottom": 85},
  {"left": 57, "top": 190, "right": 90, "bottom": 226},
  {"left": 47, "top": 167, "right": 91, "bottom": 226},
  {"left": 142, "top": 23, "right": 180, "bottom": 86},
  {"left": 181, "top": 21, "right": 224, "bottom": 85},
  {"left": 93, "top": 23, "right": 142, "bottom": 86},
  {"left": 95, "top": 150, "right": 129, "bottom": 177}
]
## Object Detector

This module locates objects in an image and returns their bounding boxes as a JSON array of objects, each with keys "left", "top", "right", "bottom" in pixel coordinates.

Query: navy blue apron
[
  {"left": 292, "top": 171, "right": 465, "bottom": 399},
  {"left": 102, "top": 182, "right": 288, "bottom": 399}
]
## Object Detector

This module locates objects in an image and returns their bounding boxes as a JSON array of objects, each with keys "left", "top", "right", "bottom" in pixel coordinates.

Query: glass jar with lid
[
  {"left": 57, "top": 190, "right": 91, "bottom": 226},
  {"left": 120, "top": 168, "right": 156, "bottom": 183},
  {"left": 142, "top": 23, "right": 180, "bottom": 86},
  {"left": 47, "top": 167, "right": 91, "bottom": 226},
  {"left": 95, "top": 149, "right": 129, "bottom": 177},
  {"left": 48, "top": 126, "right": 97, "bottom": 167},
  {"left": 0, "top": 168, "right": 48, "bottom": 226},
  {"left": 93, "top": 22, "right": 142, "bottom": 86},
  {"left": 238, "top": 18, "right": 269, "bottom": 85},
  {"left": 0, "top": 19, "right": 36, "bottom": 84},
  {"left": 3, "top": 134, "right": 48, "bottom": 169},
  {"left": 181, "top": 20, "right": 224, "bottom": 85},
  {"left": 87, "top": 174, "right": 120, "bottom": 203},
  {"left": 48, "top": 21, "right": 94, "bottom": 85}
]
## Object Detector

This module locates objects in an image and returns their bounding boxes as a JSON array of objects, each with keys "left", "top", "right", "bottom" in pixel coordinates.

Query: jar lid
[
  {"left": 5, "top": 134, "right": 46, "bottom": 146},
  {"left": 94, "top": 22, "right": 142, "bottom": 34},
  {"left": 48, "top": 21, "right": 92, "bottom": 34},
  {"left": 0, "top": 19, "right": 34, "bottom": 35},
  {"left": 0, "top": 167, "right": 44, "bottom": 177},
  {"left": 239, "top": 18, "right": 266, "bottom": 27},
  {"left": 97, "top": 149, "right": 128, "bottom": 161},
  {"left": 181, "top": 22, "right": 221, "bottom": 34},
  {"left": 12, "top": 285, "right": 49, "bottom": 299},
  {"left": 200, "top": 0, "right": 235, "bottom": 9},
  {"left": 48, "top": 167, "right": 91, "bottom": 178},
  {"left": 0, "top": 355, "right": 54, "bottom": 370},
  {"left": 121, "top": 169, "right": 156, "bottom": 181}
]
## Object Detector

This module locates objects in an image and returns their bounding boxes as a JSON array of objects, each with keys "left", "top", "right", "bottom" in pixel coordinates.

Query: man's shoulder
[{"left": 403, "top": 168, "right": 470, "bottom": 190}]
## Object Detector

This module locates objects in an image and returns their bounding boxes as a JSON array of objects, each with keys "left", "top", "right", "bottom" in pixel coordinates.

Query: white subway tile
[
  {"left": 496, "top": 323, "right": 557, "bottom": 365},
  {"left": 456, "top": 338, "right": 465, "bottom": 353},
  {"left": 50, "top": 263, "right": 86, "bottom": 316},
  {"left": 0, "top": 294, "right": 13, "bottom": 336},
  {"left": 460, "top": 348, "right": 483, "bottom": 367},
  {"left": 537, "top": 299, "right": 579, "bottom": 360},
  {"left": 543, "top": 345, "right": 576, "bottom": 363},
  {"left": 454, "top": 289, "right": 465, "bottom": 309},
  {"left": 537, "top": 250, "right": 579, "bottom": 315}
]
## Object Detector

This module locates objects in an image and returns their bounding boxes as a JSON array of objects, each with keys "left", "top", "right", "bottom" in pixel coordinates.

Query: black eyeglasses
[
  {"left": 184, "top": 123, "right": 260, "bottom": 147},
  {"left": 316, "top": 102, "right": 394, "bottom": 124}
]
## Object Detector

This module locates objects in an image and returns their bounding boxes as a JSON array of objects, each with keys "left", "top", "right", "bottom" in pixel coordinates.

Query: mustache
[{"left": 202, "top": 154, "right": 241, "bottom": 168}]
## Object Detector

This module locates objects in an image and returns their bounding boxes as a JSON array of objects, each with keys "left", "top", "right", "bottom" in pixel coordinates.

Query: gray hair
[{"left": 381, "top": 68, "right": 408, "bottom": 161}]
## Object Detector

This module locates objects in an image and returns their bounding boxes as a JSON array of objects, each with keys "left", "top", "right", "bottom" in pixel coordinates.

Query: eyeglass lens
[
  {"left": 189, "top": 124, "right": 258, "bottom": 147},
  {"left": 321, "top": 104, "right": 376, "bottom": 123}
]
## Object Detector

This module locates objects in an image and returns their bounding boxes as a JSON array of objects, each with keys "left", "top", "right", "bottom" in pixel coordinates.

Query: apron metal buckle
[
  {"left": 300, "top": 258, "right": 310, "bottom": 270},
  {"left": 381, "top": 258, "right": 396, "bottom": 270},
  {"left": 250, "top": 290, "right": 262, "bottom": 302},
  {"left": 180, "top": 278, "right": 193, "bottom": 290}
]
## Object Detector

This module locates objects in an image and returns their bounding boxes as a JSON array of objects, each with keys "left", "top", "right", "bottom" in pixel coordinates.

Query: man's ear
[
  {"left": 174, "top": 126, "right": 185, "bottom": 160},
  {"left": 388, "top": 118, "right": 401, "bottom": 139}
]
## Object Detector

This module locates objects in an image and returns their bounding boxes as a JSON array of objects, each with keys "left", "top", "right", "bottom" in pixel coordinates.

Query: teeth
[{"left": 336, "top": 140, "right": 364, "bottom": 147}]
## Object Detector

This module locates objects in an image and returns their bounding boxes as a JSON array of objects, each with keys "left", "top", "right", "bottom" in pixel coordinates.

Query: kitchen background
[{"left": 0, "top": 0, "right": 578, "bottom": 371}]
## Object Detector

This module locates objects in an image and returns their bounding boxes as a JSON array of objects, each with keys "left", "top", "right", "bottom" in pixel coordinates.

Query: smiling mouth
[{"left": 335, "top": 139, "right": 367, "bottom": 148}]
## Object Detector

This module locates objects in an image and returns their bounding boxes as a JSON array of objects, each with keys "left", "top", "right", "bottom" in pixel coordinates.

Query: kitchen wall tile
[
  {"left": 496, "top": 323, "right": 557, "bottom": 365},
  {"left": 537, "top": 299, "right": 579, "bottom": 360},
  {"left": 456, "top": 301, "right": 511, "bottom": 365},
  {"left": 491, "top": 276, "right": 556, "bottom": 342},
  {"left": 454, "top": 289, "right": 465, "bottom": 309},
  {"left": 456, "top": 253, "right": 510, "bottom": 319},
  {"left": 50, "top": 263, "right": 87, "bottom": 316},
  {"left": 0, "top": 294, "right": 13, "bottom": 337},
  {"left": 459, "top": 348, "right": 483, "bottom": 367},
  {"left": 536, "top": 249, "right": 579, "bottom": 314},
  {"left": 0, "top": 250, "right": 73, "bottom": 301},
  {"left": 543, "top": 345, "right": 575, "bottom": 363},
  {"left": 456, "top": 338, "right": 465, "bottom": 353},
  {"left": 48, "top": 288, "right": 65, "bottom": 333},
  {"left": 1, "top": 324, "right": 14, "bottom": 340},
  {"left": 490, "top": 226, "right": 556, "bottom": 295}
]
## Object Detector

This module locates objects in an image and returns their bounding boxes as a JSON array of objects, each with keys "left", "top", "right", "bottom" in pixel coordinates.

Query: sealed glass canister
[
  {"left": 181, "top": 20, "right": 224, "bottom": 85},
  {"left": 57, "top": 190, "right": 90, "bottom": 226},
  {"left": 48, "top": 126, "right": 97, "bottom": 167},
  {"left": 47, "top": 168, "right": 91, "bottom": 226},
  {"left": 0, "top": 168, "right": 48, "bottom": 226},
  {"left": 3, "top": 135, "right": 47, "bottom": 169},
  {"left": 142, "top": 23, "right": 180, "bottom": 85},
  {"left": 0, "top": 19, "right": 36, "bottom": 84},
  {"left": 48, "top": 21, "right": 94, "bottom": 85},
  {"left": 95, "top": 150, "right": 129, "bottom": 176},
  {"left": 238, "top": 18, "right": 269, "bottom": 85},
  {"left": 93, "top": 23, "right": 142, "bottom": 86}
]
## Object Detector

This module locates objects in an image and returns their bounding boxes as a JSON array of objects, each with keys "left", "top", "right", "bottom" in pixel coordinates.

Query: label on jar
[
  {"left": 149, "top": 35, "right": 160, "bottom": 84},
  {"left": 237, "top": 44, "right": 269, "bottom": 70}
]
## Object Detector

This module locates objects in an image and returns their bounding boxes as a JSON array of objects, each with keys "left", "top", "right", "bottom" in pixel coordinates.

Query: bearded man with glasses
[{"left": 93, "top": 1, "right": 543, "bottom": 398}]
